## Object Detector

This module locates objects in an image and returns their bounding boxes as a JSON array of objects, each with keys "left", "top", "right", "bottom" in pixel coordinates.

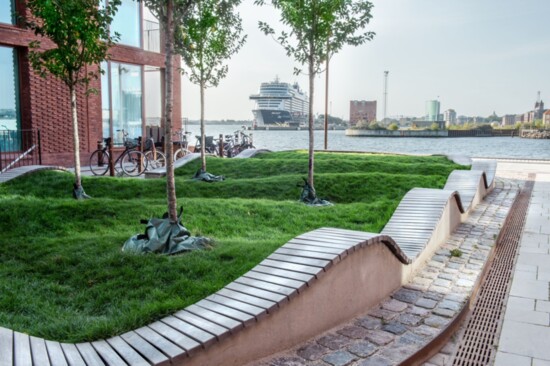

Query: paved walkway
[{"left": 494, "top": 161, "right": 550, "bottom": 366}]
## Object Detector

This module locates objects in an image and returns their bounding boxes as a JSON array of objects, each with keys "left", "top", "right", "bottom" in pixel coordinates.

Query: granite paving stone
[
  {"left": 381, "top": 322, "right": 408, "bottom": 335},
  {"left": 321, "top": 350, "right": 356, "bottom": 366},
  {"left": 391, "top": 288, "right": 421, "bottom": 304},
  {"left": 364, "top": 330, "right": 395, "bottom": 346},
  {"left": 346, "top": 341, "right": 377, "bottom": 358},
  {"left": 316, "top": 334, "right": 352, "bottom": 350},
  {"left": 381, "top": 299, "right": 408, "bottom": 312},
  {"left": 415, "top": 298, "right": 437, "bottom": 309},
  {"left": 355, "top": 356, "right": 393, "bottom": 366},
  {"left": 424, "top": 315, "right": 449, "bottom": 328},
  {"left": 433, "top": 307, "right": 456, "bottom": 318},
  {"left": 270, "top": 356, "right": 309, "bottom": 366},
  {"left": 355, "top": 316, "right": 382, "bottom": 330},
  {"left": 397, "top": 313, "right": 423, "bottom": 326},
  {"left": 297, "top": 343, "right": 329, "bottom": 361},
  {"left": 336, "top": 326, "right": 370, "bottom": 339},
  {"left": 368, "top": 308, "right": 399, "bottom": 321}
]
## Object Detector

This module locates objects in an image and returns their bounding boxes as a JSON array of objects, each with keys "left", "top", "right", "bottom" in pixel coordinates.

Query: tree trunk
[
  {"left": 200, "top": 80, "right": 206, "bottom": 171},
  {"left": 70, "top": 83, "right": 84, "bottom": 198},
  {"left": 308, "top": 59, "right": 315, "bottom": 189},
  {"left": 164, "top": 0, "right": 178, "bottom": 222}
]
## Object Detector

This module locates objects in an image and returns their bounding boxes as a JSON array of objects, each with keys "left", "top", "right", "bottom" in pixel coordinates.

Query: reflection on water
[{"left": 184, "top": 125, "right": 550, "bottom": 160}]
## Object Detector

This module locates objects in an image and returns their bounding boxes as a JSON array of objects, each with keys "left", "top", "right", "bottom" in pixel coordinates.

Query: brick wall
[{"left": 0, "top": 20, "right": 182, "bottom": 167}]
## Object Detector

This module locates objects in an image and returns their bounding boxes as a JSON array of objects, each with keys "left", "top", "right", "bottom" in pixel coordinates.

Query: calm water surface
[{"left": 186, "top": 125, "right": 550, "bottom": 160}]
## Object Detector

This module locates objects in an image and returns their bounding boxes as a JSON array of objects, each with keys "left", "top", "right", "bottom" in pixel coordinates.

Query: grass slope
[{"left": 0, "top": 151, "right": 466, "bottom": 342}]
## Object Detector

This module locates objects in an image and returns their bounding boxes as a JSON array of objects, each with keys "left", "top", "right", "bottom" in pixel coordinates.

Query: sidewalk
[{"left": 494, "top": 161, "right": 550, "bottom": 365}]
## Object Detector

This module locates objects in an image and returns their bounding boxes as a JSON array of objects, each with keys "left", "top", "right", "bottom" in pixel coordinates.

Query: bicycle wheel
[
  {"left": 174, "top": 148, "right": 191, "bottom": 161},
  {"left": 144, "top": 150, "right": 166, "bottom": 170},
  {"left": 120, "top": 150, "right": 148, "bottom": 176},
  {"left": 89, "top": 150, "right": 110, "bottom": 176}
]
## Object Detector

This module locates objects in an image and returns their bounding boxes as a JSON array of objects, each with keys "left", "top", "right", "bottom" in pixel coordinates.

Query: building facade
[
  {"left": 0, "top": 0, "right": 181, "bottom": 167},
  {"left": 444, "top": 109, "right": 456, "bottom": 126},
  {"left": 544, "top": 110, "right": 550, "bottom": 126},
  {"left": 501, "top": 114, "right": 516, "bottom": 126},
  {"left": 425, "top": 100, "right": 440, "bottom": 122},
  {"left": 349, "top": 100, "right": 377, "bottom": 126}
]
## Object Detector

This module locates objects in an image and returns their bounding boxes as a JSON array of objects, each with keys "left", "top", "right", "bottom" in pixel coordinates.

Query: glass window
[
  {"left": 143, "top": 6, "right": 161, "bottom": 52},
  {"left": 0, "top": 0, "right": 15, "bottom": 24},
  {"left": 0, "top": 46, "right": 20, "bottom": 151},
  {"left": 100, "top": 61, "right": 111, "bottom": 139},
  {"left": 111, "top": 0, "right": 141, "bottom": 47},
  {"left": 101, "top": 62, "right": 143, "bottom": 144}
]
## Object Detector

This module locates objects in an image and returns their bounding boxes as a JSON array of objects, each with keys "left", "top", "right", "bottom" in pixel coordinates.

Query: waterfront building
[
  {"left": 515, "top": 114, "right": 524, "bottom": 124},
  {"left": 425, "top": 100, "right": 440, "bottom": 122},
  {"left": 350, "top": 100, "right": 377, "bottom": 126},
  {"left": 444, "top": 109, "right": 456, "bottom": 126},
  {"left": 457, "top": 115, "right": 469, "bottom": 125},
  {"left": 527, "top": 100, "right": 545, "bottom": 123},
  {"left": 0, "top": 0, "right": 181, "bottom": 166},
  {"left": 501, "top": 114, "right": 516, "bottom": 126},
  {"left": 544, "top": 110, "right": 550, "bottom": 126}
]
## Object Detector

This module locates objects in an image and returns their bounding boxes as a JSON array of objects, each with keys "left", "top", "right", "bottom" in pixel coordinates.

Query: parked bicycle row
[{"left": 89, "top": 127, "right": 255, "bottom": 177}]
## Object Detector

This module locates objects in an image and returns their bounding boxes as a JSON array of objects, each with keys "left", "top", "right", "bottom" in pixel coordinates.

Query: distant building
[
  {"left": 444, "top": 109, "right": 456, "bottom": 126},
  {"left": 457, "top": 115, "right": 469, "bottom": 125},
  {"left": 515, "top": 114, "right": 524, "bottom": 124},
  {"left": 425, "top": 100, "right": 440, "bottom": 121},
  {"left": 411, "top": 120, "right": 446, "bottom": 130},
  {"left": 528, "top": 100, "right": 545, "bottom": 123},
  {"left": 501, "top": 114, "right": 516, "bottom": 126},
  {"left": 544, "top": 110, "right": 550, "bottom": 126},
  {"left": 350, "top": 100, "right": 377, "bottom": 126}
]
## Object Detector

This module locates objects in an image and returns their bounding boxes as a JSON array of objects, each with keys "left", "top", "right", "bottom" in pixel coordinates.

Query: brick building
[
  {"left": 0, "top": 0, "right": 181, "bottom": 167},
  {"left": 349, "top": 100, "right": 377, "bottom": 126}
]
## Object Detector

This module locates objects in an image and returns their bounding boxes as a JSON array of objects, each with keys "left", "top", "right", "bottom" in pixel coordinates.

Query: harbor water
[{"left": 185, "top": 124, "right": 550, "bottom": 160}]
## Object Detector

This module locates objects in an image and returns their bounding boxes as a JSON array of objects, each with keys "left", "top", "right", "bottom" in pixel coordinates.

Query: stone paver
[
  {"left": 254, "top": 177, "right": 517, "bottom": 366},
  {"left": 493, "top": 165, "right": 550, "bottom": 366}
]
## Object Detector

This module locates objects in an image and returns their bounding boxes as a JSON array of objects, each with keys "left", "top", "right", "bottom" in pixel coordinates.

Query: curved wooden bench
[
  {"left": 233, "top": 148, "right": 271, "bottom": 159},
  {"left": 443, "top": 170, "right": 488, "bottom": 211},
  {"left": 0, "top": 165, "right": 68, "bottom": 184},
  {"left": 471, "top": 159, "right": 497, "bottom": 189}
]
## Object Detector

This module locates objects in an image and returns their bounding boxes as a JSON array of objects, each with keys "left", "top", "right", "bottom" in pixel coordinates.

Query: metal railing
[{"left": 0, "top": 129, "right": 42, "bottom": 173}]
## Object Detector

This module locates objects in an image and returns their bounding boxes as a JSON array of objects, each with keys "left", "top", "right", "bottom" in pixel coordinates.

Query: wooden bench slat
[
  {"left": 275, "top": 247, "right": 338, "bottom": 262},
  {"left": 147, "top": 321, "right": 201, "bottom": 356},
  {"left": 224, "top": 283, "right": 288, "bottom": 307},
  {"left": 133, "top": 327, "right": 186, "bottom": 362},
  {"left": 161, "top": 315, "right": 218, "bottom": 347},
  {"left": 218, "top": 287, "right": 281, "bottom": 311},
  {"left": 243, "top": 271, "right": 307, "bottom": 292},
  {"left": 60, "top": 343, "right": 86, "bottom": 366},
  {"left": 91, "top": 340, "right": 127, "bottom": 366},
  {"left": 252, "top": 265, "right": 315, "bottom": 284},
  {"left": 184, "top": 304, "right": 243, "bottom": 332},
  {"left": 235, "top": 276, "right": 296, "bottom": 298},
  {"left": 282, "top": 243, "right": 345, "bottom": 256},
  {"left": 106, "top": 336, "right": 150, "bottom": 366},
  {"left": 173, "top": 310, "right": 230, "bottom": 342},
  {"left": 288, "top": 238, "right": 352, "bottom": 250},
  {"left": 260, "top": 259, "right": 323, "bottom": 277},
  {"left": 206, "top": 293, "right": 267, "bottom": 319},
  {"left": 30, "top": 336, "right": 51, "bottom": 366},
  {"left": 195, "top": 299, "right": 255, "bottom": 327},
  {"left": 75, "top": 343, "right": 106, "bottom": 366},
  {"left": 120, "top": 331, "right": 170, "bottom": 366},
  {"left": 267, "top": 253, "right": 331, "bottom": 269},
  {"left": 14, "top": 331, "right": 32, "bottom": 366},
  {"left": 46, "top": 340, "right": 69, "bottom": 366},
  {"left": 0, "top": 327, "right": 13, "bottom": 366}
]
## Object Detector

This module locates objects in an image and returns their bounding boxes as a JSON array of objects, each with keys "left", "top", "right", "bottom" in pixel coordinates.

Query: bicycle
[
  {"left": 194, "top": 135, "right": 218, "bottom": 155},
  {"left": 89, "top": 131, "right": 149, "bottom": 176},
  {"left": 143, "top": 137, "right": 166, "bottom": 170},
  {"left": 173, "top": 129, "right": 192, "bottom": 160},
  {"left": 230, "top": 126, "right": 255, "bottom": 156}
]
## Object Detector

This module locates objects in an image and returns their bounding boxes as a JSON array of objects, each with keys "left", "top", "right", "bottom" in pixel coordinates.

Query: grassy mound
[{"left": 0, "top": 151, "right": 466, "bottom": 342}]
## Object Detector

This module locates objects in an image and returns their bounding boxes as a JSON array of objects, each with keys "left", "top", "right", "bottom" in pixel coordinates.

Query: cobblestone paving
[{"left": 252, "top": 179, "right": 519, "bottom": 366}]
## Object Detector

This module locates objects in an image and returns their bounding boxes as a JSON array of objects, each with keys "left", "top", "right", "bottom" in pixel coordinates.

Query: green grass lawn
[{"left": 0, "top": 151, "right": 467, "bottom": 342}]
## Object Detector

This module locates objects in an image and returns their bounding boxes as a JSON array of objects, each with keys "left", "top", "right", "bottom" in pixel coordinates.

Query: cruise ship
[{"left": 250, "top": 77, "right": 309, "bottom": 127}]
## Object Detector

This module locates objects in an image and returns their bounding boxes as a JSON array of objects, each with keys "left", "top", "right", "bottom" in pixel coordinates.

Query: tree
[
  {"left": 256, "top": 0, "right": 374, "bottom": 191},
  {"left": 388, "top": 123, "right": 399, "bottom": 131},
  {"left": 176, "top": 0, "right": 246, "bottom": 172},
  {"left": 26, "top": 0, "right": 121, "bottom": 199},
  {"left": 143, "top": 0, "right": 195, "bottom": 221}
]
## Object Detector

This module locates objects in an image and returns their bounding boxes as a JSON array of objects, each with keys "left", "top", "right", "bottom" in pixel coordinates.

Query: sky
[{"left": 180, "top": 0, "right": 550, "bottom": 121}]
